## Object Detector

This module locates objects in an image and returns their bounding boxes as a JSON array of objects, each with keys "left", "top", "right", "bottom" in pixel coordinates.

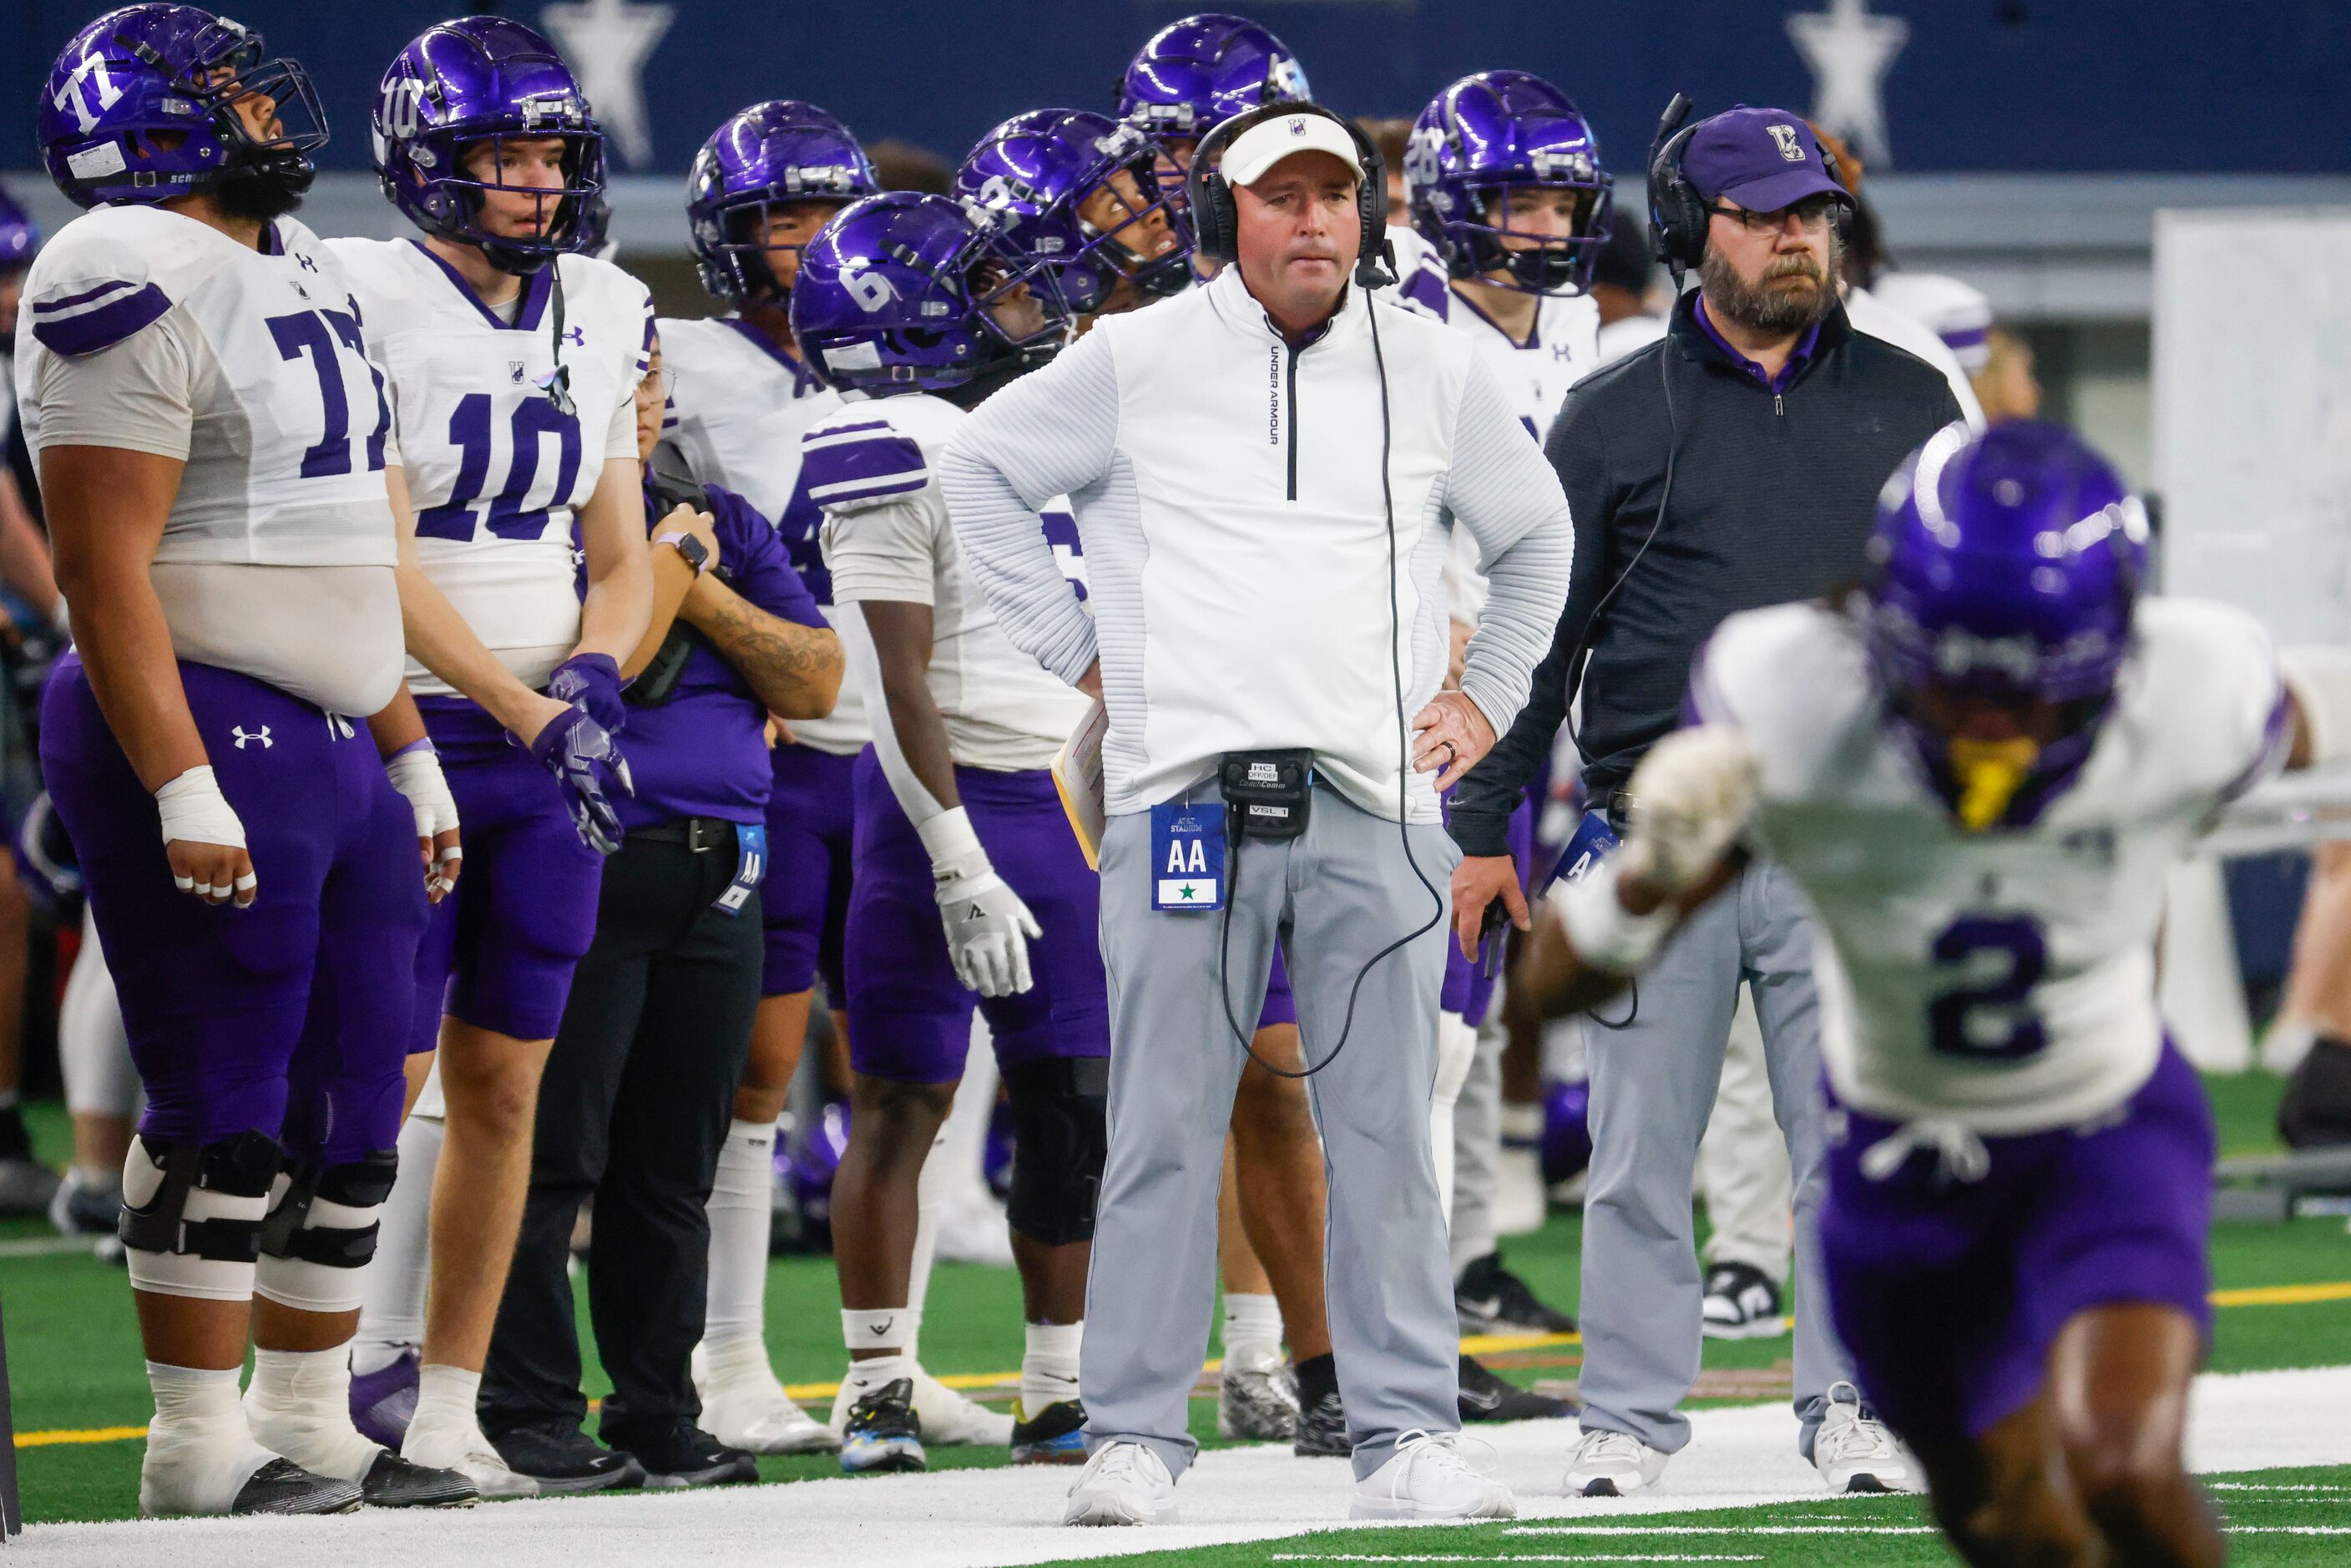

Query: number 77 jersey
[
  {"left": 1689, "top": 595, "right": 2289, "bottom": 1136},
  {"left": 327, "top": 237, "right": 651, "bottom": 694}
]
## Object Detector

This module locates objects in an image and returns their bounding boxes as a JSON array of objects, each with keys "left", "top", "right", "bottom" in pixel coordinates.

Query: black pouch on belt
[{"left": 1220, "top": 750, "right": 1315, "bottom": 843}]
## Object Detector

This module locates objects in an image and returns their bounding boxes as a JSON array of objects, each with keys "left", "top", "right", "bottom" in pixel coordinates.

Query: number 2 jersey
[
  {"left": 1691, "top": 596, "right": 2288, "bottom": 1134},
  {"left": 804, "top": 392, "right": 1091, "bottom": 771},
  {"left": 15, "top": 205, "right": 403, "bottom": 716},
  {"left": 327, "top": 238, "right": 649, "bottom": 695}
]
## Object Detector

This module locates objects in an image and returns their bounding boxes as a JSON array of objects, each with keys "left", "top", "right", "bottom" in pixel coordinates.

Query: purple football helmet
[
  {"left": 38, "top": 5, "right": 325, "bottom": 211},
  {"left": 956, "top": 109, "right": 1192, "bottom": 316},
  {"left": 1407, "top": 71, "right": 1613, "bottom": 295},
  {"left": 687, "top": 100, "right": 879, "bottom": 306},
  {"left": 1865, "top": 419, "right": 2150, "bottom": 827},
  {"left": 0, "top": 185, "right": 40, "bottom": 273},
  {"left": 1540, "top": 1079, "right": 1593, "bottom": 1187},
  {"left": 790, "top": 192, "right": 1071, "bottom": 394},
  {"left": 1115, "top": 13, "right": 1310, "bottom": 145},
  {"left": 372, "top": 16, "right": 603, "bottom": 275}
]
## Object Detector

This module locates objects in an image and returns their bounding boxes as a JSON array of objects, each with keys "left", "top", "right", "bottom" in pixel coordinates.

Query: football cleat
[
  {"left": 1010, "top": 1399, "right": 1089, "bottom": 1465},
  {"left": 1217, "top": 1343, "right": 1300, "bottom": 1441},
  {"left": 1457, "top": 1355, "right": 1575, "bottom": 1424},
  {"left": 908, "top": 1365, "right": 1014, "bottom": 1446},
  {"left": 690, "top": 1342, "right": 838, "bottom": 1454},
  {"left": 1565, "top": 1428, "right": 1669, "bottom": 1496},
  {"left": 1701, "top": 1262, "right": 1787, "bottom": 1341},
  {"left": 479, "top": 1419, "right": 636, "bottom": 1496},
  {"left": 0, "top": 1155, "right": 60, "bottom": 1216},
  {"left": 1456, "top": 1251, "right": 1578, "bottom": 1337},
  {"left": 1292, "top": 1385, "right": 1349, "bottom": 1458},
  {"left": 360, "top": 1449, "right": 476, "bottom": 1509},
  {"left": 1813, "top": 1381, "right": 1914, "bottom": 1494},
  {"left": 229, "top": 1457, "right": 364, "bottom": 1516},
  {"left": 840, "top": 1378, "right": 926, "bottom": 1474}
]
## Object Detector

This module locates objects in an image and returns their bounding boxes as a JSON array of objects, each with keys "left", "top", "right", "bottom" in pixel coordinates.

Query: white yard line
[{"left": 23, "top": 1364, "right": 2351, "bottom": 1567}]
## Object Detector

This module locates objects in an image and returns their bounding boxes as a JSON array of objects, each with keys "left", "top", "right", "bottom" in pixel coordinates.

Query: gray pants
[
  {"left": 1577, "top": 860, "right": 1851, "bottom": 1458},
  {"left": 1449, "top": 1009, "right": 1504, "bottom": 1273},
  {"left": 1083, "top": 783, "right": 1461, "bottom": 1481}
]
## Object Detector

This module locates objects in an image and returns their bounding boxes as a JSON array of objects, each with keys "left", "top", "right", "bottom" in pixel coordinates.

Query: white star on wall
[
  {"left": 1787, "top": 0, "right": 1909, "bottom": 168},
  {"left": 540, "top": 0, "right": 674, "bottom": 169}
]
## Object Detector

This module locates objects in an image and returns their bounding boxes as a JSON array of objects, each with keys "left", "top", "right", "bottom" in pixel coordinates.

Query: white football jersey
[
  {"left": 1692, "top": 597, "right": 2288, "bottom": 1134},
  {"left": 17, "top": 206, "right": 396, "bottom": 567},
  {"left": 329, "top": 239, "right": 648, "bottom": 695},
  {"left": 806, "top": 393, "right": 1091, "bottom": 771},
  {"left": 660, "top": 312, "right": 867, "bottom": 753}
]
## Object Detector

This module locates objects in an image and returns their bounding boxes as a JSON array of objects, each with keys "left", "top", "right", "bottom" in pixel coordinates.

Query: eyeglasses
[{"left": 1705, "top": 195, "right": 1842, "bottom": 235}]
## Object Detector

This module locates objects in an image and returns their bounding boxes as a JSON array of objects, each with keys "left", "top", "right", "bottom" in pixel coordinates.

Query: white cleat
[
  {"left": 691, "top": 1343, "right": 838, "bottom": 1454},
  {"left": 828, "top": 1361, "right": 1014, "bottom": 1447},
  {"left": 1564, "top": 1427, "right": 1670, "bottom": 1497},
  {"left": 1350, "top": 1429, "right": 1516, "bottom": 1521},
  {"left": 932, "top": 1187, "right": 1016, "bottom": 1268},
  {"left": 402, "top": 1414, "right": 538, "bottom": 1500},
  {"left": 1064, "top": 1440, "right": 1177, "bottom": 1526},
  {"left": 1813, "top": 1380, "right": 1914, "bottom": 1494}
]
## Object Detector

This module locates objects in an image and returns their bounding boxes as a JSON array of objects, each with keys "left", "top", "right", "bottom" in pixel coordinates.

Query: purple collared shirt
[{"left": 1694, "top": 293, "right": 1822, "bottom": 396}]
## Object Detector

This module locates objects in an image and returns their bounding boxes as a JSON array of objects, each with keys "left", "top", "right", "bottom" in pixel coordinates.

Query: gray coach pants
[
  {"left": 1082, "top": 782, "right": 1462, "bottom": 1481},
  {"left": 1577, "top": 860, "right": 1853, "bottom": 1459}
]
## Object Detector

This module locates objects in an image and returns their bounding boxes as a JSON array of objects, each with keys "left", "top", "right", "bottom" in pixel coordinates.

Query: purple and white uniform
[
  {"left": 1690, "top": 595, "right": 2289, "bottom": 1441},
  {"left": 331, "top": 238, "right": 650, "bottom": 1047},
  {"left": 804, "top": 392, "right": 1107, "bottom": 1083},
  {"left": 661, "top": 312, "right": 861, "bottom": 1001},
  {"left": 20, "top": 205, "right": 423, "bottom": 1160}
]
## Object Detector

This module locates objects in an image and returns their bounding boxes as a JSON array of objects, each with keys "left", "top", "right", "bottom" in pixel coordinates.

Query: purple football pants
[
  {"left": 762, "top": 742, "right": 855, "bottom": 1000},
  {"left": 41, "top": 657, "right": 426, "bottom": 1163}
]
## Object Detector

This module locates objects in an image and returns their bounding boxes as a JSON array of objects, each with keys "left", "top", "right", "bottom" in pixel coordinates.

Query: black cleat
[
  {"left": 361, "top": 1448, "right": 477, "bottom": 1508},
  {"left": 606, "top": 1420, "right": 759, "bottom": 1490},
  {"left": 1458, "top": 1354, "right": 1575, "bottom": 1424},
  {"left": 1456, "top": 1251, "right": 1578, "bottom": 1336},
  {"left": 230, "top": 1457, "right": 364, "bottom": 1515},
  {"left": 840, "top": 1379, "right": 926, "bottom": 1474},
  {"left": 1701, "top": 1261, "right": 1787, "bottom": 1340},
  {"left": 1292, "top": 1386, "right": 1349, "bottom": 1458},
  {"left": 1009, "top": 1399, "right": 1089, "bottom": 1465},
  {"left": 489, "top": 1419, "right": 646, "bottom": 1495}
]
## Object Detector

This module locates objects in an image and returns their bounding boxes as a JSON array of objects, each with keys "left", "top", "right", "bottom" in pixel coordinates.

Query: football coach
[{"left": 939, "top": 104, "right": 1572, "bottom": 1525}]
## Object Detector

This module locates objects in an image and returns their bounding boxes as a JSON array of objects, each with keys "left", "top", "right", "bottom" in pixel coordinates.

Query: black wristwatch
[{"left": 655, "top": 529, "right": 710, "bottom": 576}]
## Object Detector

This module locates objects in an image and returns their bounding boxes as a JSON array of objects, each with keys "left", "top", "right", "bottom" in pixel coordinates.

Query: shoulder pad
[
  {"left": 801, "top": 412, "right": 931, "bottom": 511},
  {"left": 23, "top": 214, "right": 174, "bottom": 357}
]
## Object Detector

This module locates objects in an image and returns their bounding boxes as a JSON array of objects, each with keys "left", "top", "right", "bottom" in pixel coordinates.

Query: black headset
[
  {"left": 1186, "top": 101, "right": 1393, "bottom": 288},
  {"left": 1646, "top": 93, "right": 1843, "bottom": 282}
]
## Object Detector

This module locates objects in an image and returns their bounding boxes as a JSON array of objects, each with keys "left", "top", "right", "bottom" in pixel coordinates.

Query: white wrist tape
[
  {"left": 154, "top": 766, "right": 247, "bottom": 851},
  {"left": 1557, "top": 854, "right": 1676, "bottom": 974},
  {"left": 2279, "top": 647, "right": 2351, "bottom": 767},
  {"left": 914, "top": 805, "right": 988, "bottom": 883}
]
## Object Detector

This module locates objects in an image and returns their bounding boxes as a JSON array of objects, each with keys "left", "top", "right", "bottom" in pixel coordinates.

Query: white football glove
[
  {"left": 385, "top": 741, "right": 463, "bottom": 895},
  {"left": 1619, "top": 726, "right": 1760, "bottom": 895},
  {"left": 918, "top": 807, "right": 1041, "bottom": 998}
]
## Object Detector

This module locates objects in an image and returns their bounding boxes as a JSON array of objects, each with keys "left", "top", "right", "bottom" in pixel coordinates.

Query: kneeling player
[
  {"left": 1524, "top": 421, "right": 2313, "bottom": 1566},
  {"left": 28, "top": 5, "right": 468, "bottom": 1515},
  {"left": 792, "top": 194, "right": 1105, "bottom": 1472}
]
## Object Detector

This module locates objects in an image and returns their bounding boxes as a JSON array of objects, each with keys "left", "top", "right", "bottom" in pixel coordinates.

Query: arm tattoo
[{"left": 697, "top": 584, "right": 843, "bottom": 717}]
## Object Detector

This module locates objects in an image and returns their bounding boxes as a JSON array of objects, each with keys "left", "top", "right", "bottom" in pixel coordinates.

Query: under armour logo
[
  {"left": 1767, "top": 124, "right": 1806, "bottom": 162},
  {"left": 564, "top": 326, "right": 587, "bottom": 347},
  {"left": 232, "top": 726, "right": 272, "bottom": 749}
]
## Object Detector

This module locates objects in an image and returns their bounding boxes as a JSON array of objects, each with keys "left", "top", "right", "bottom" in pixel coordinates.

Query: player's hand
[
  {"left": 933, "top": 857, "right": 1042, "bottom": 997},
  {"left": 549, "top": 651, "right": 628, "bottom": 736},
  {"left": 1620, "top": 726, "right": 1759, "bottom": 896},
  {"left": 155, "top": 765, "right": 255, "bottom": 908},
  {"left": 527, "top": 705, "right": 633, "bottom": 857},
  {"left": 1411, "top": 691, "right": 1496, "bottom": 792},
  {"left": 384, "top": 742, "right": 463, "bottom": 902},
  {"left": 1452, "top": 852, "right": 1527, "bottom": 960}
]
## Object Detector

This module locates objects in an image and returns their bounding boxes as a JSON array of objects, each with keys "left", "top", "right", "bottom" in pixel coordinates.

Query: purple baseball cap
[{"left": 1681, "top": 106, "right": 1850, "bottom": 214}]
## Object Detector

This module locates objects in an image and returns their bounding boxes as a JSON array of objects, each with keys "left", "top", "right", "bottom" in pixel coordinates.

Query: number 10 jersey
[
  {"left": 1691, "top": 596, "right": 2288, "bottom": 1134},
  {"left": 331, "top": 238, "right": 650, "bottom": 695}
]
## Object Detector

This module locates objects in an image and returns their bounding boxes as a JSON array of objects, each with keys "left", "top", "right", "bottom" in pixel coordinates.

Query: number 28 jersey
[
  {"left": 329, "top": 239, "right": 650, "bottom": 695},
  {"left": 1691, "top": 597, "right": 2288, "bottom": 1134}
]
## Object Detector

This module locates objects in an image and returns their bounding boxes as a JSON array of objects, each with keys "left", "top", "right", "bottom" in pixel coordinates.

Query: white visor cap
[{"left": 1221, "top": 113, "right": 1365, "bottom": 189}]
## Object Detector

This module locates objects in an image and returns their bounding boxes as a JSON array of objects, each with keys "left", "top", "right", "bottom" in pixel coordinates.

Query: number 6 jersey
[
  {"left": 328, "top": 238, "right": 650, "bottom": 695},
  {"left": 1689, "top": 596, "right": 2288, "bottom": 1134}
]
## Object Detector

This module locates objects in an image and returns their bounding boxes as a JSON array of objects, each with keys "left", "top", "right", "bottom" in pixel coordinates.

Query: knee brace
[
  {"left": 119, "top": 1131, "right": 281, "bottom": 1301},
  {"left": 1003, "top": 1058, "right": 1108, "bottom": 1247},
  {"left": 255, "top": 1148, "right": 397, "bottom": 1314}
]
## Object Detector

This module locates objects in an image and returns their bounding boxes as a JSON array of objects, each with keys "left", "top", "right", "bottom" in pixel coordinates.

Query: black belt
[{"left": 629, "top": 816, "right": 737, "bottom": 852}]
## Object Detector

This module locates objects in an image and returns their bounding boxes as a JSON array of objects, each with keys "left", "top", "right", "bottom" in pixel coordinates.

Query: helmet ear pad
[{"left": 1186, "top": 103, "right": 1385, "bottom": 271}]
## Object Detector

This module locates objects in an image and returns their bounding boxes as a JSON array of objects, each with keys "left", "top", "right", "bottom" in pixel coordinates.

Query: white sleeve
[
  {"left": 26, "top": 311, "right": 197, "bottom": 460},
  {"left": 821, "top": 490, "right": 945, "bottom": 607}
]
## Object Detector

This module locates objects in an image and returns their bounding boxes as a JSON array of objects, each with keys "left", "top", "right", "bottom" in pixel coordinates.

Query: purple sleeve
[
  {"left": 29, "top": 279, "right": 172, "bottom": 357},
  {"left": 708, "top": 485, "right": 824, "bottom": 629},
  {"left": 799, "top": 420, "right": 928, "bottom": 507}
]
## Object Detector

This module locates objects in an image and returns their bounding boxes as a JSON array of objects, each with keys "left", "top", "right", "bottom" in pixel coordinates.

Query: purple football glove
[
  {"left": 548, "top": 652, "right": 627, "bottom": 736},
  {"left": 527, "top": 705, "right": 633, "bottom": 856}
]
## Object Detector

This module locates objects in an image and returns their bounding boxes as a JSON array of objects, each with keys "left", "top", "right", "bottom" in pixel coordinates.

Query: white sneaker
[
  {"left": 1216, "top": 1343, "right": 1301, "bottom": 1441},
  {"left": 1564, "top": 1428, "right": 1669, "bottom": 1496},
  {"left": 1351, "top": 1430, "right": 1516, "bottom": 1520},
  {"left": 1813, "top": 1380, "right": 1914, "bottom": 1494},
  {"left": 402, "top": 1413, "right": 538, "bottom": 1500},
  {"left": 691, "top": 1343, "right": 838, "bottom": 1454},
  {"left": 1064, "top": 1440, "right": 1177, "bottom": 1526},
  {"left": 829, "top": 1361, "right": 1014, "bottom": 1446},
  {"left": 933, "top": 1187, "right": 1016, "bottom": 1267}
]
